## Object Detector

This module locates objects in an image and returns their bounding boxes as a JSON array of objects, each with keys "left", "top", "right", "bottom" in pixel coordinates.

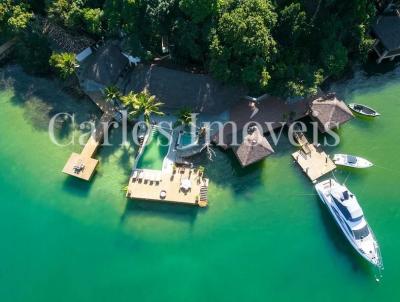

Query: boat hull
[
  {"left": 333, "top": 154, "right": 373, "bottom": 169},
  {"left": 348, "top": 103, "right": 380, "bottom": 117},
  {"left": 315, "top": 180, "right": 382, "bottom": 267}
]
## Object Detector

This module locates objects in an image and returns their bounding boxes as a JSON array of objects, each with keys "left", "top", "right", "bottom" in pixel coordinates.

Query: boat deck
[
  {"left": 126, "top": 167, "right": 209, "bottom": 207},
  {"left": 62, "top": 112, "right": 113, "bottom": 181},
  {"left": 292, "top": 133, "right": 336, "bottom": 182}
]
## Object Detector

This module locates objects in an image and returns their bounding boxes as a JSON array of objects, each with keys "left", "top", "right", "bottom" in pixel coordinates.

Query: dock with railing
[
  {"left": 62, "top": 111, "right": 113, "bottom": 180},
  {"left": 292, "top": 132, "right": 336, "bottom": 183},
  {"left": 126, "top": 167, "right": 209, "bottom": 207}
]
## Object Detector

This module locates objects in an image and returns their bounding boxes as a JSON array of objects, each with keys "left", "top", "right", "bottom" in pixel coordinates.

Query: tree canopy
[{"left": 0, "top": 0, "right": 378, "bottom": 97}]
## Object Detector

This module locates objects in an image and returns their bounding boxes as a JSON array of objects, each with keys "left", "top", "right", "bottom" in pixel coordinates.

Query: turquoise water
[
  {"left": 179, "top": 131, "right": 194, "bottom": 146},
  {"left": 137, "top": 130, "right": 169, "bottom": 170},
  {"left": 0, "top": 65, "right": 400, "bottom": 301}
]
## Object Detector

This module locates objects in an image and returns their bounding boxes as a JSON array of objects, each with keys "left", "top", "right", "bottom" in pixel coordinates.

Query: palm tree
[
  {"left": 176, "top": 107, "right": 193, "bottom": 126},
  {"left": 49, "top": 52, "right": 79, "bottom": 79},
  {"left": 104, "top": 85, "right": 121, "bottom": 106},
  {"left": 121, "top": 90, "right": 164, "bottom": 124}
]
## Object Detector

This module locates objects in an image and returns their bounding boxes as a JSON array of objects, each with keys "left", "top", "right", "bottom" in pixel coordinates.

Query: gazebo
[
  {"left": 233, "top": 127, "right": 274, "bottom": 167},
  {"left": 309, "top": 97, "right": 354, "bottom": 133}
]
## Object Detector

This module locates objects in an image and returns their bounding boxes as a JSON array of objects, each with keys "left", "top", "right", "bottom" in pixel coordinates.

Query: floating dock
[
  {"left": 62, "top": 112, "right": 113, "bottom": 181},
  {"left": 292, "top": 132, "right": 336, "bottom": 182},
  {"left": 126, "top": 167, "right": 209, "bottom": 207}
]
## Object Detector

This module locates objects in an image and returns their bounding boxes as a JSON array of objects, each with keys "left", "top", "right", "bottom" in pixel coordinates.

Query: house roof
[
  {"left": 309, "top": 97, "right": 354, "bottom": 132},
  {"left": 213, "top": 94, "right": 320, "bottom": 146},
  {"left": 124, "top": 65, "right": 247, "bottom": 114},
  {"left": 372, "top": 15, "right": 400, "bottom": 51},
  {"left": 38, "top": 16, "right": 94, "bottom": 53},
  {"left": 233, "top": 127, "right": 274, "bottom": 167},
  {"left": 81, "top": 43, "right": 129, "bottom": 87}
]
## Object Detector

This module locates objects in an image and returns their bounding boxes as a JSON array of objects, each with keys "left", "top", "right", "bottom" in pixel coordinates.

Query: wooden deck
[
  {"left": 126, "top": 167, "right": 209, "bottom": 207},
  {"left": 62, "top": 112, "right": 113, "bottom": 181},
  {"left": 292, "top": 132, "right": 336, "bottom": 182},
  {"left": 62, "top": 152, "right": 99, "bottom": 181}
]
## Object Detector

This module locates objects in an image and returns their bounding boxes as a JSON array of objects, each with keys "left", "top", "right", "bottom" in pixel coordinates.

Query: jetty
[
  {"left": 292, "top": 132, "right": 336, "bottom": 183},
  {"left": 62, "top": 112, "right": 113, "bottom": 180},
  {"left": 126, "top": 167, "right": 209, "bottom": 207}
]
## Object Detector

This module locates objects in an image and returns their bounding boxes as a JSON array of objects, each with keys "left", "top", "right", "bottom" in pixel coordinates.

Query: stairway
[{"left": 199, "top": 185, "right": 208, "bottom": 203}]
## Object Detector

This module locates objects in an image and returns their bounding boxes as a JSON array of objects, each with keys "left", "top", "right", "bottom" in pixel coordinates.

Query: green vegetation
[
  {"left": 49, "top": 52, "right": 78, "bottom": 79},
  {"left": 176, "top": 107, "right": 193, "bottom": 126},
  {"left": 0, "top": 0, "right": 33, "bottom": 35},
  {"left": 121, "top": 90, "right": 164, "bottom": 124},
  {"left": 0, "top": 0, "right": 378, "bottom": 97},
  {"left": 104, "top": 85, "right": 122, "bottom": 105}
]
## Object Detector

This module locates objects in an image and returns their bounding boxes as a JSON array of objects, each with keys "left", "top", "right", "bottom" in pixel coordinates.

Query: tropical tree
[
  {"left": 104, "top": 85, "right": 121, "bottom": 105},
  {"left": 0, "top": 0, "right": 33, "bottom": 35},
  {"left": 121, "top": 90, "right": 164, "bottom": 124},
  {"left": 49, "top": 52, "right": 78, "bottom": 79},
  {"left": 176, "top": 107, "right": 193, "bottom": 126},
  {"left": 209, "top": 0, "right": 277, "bottom": 92}
]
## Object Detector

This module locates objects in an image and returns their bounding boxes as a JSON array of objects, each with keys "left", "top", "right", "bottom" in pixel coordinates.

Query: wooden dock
[
  {"left": 126, "top": 167, "right": 209, "bottom": 207},
  {"left": 292, "top": 132, "right": 336, "bottom": 182},
  {"left": 62, "top": 112, "right": 113, "bottom": 181}
]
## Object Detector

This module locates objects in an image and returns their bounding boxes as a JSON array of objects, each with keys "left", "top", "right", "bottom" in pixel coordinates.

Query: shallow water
[
  {"left": 137, "top": 130, "right": 169, "bottom": 170},
  {"left": 0, "top": 65, "right": 399, "bottom": 302}
]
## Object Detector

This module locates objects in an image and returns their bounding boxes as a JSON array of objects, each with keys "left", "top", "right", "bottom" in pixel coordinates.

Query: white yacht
[
  {"left": 315, "top": 179, "right": 382, "bottom": 268},
  {"left": 333, "top": 154, "right": 373, "bottom": 169}
]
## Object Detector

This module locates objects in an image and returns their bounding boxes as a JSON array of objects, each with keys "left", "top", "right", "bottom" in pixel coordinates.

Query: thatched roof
[
  {"left": 124, "top": 65, "right": 247, "bottom": 113},
  {"left": 37, "top": 16, "right": 94, "bottom": 53},
  {"left": 372, "top": 15, "right": 400, "bottom": 51},
  {"left": 309, "top": 97, "right": 354, "bottom": 132},
  {"left": 81, "top": 43, "right": 129, "bottom": 87},
  {"left": 233, "top": 127, "right": 274, "bottom": 167},
  {"left": 213, "top": 94, "right": 321, "bottom": 146}
]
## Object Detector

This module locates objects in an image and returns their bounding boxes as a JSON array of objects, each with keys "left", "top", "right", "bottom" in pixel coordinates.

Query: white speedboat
[
  {"left": 315, "top": 179, "right": 382, "bottom": 268},
  {"left": 348, "top": 103, "right": 380, "bottom": 117},
  {"left": 333, "top": 154, "right": 373, "bottom": 169}
]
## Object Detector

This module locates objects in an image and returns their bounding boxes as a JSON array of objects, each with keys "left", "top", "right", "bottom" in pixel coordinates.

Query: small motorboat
[
  {"left": 333, "top": 154, "right": 373, "bottom": 168},
  {"left": 348, "top": 103, "right": 380, "bottom": 117}
]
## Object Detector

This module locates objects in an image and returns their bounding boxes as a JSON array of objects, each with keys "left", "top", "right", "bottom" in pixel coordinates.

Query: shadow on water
[
  {"left": 120, "top": 198, "right": 201, "bottom": 227},
  {"left": 314, "top": 195, "right": 374, "bottom": 278},
  {"left": 96, "top": 130, "right": 138, "bottom": 177},
  {"left": 0, "top": 65, "right": 101, "bottom": 137},
  {"left": 192, "top": 147, "right": 265, "bottom": 196},
  {"left": 61, "top": 173, "right": 96, "bottom": 198}
]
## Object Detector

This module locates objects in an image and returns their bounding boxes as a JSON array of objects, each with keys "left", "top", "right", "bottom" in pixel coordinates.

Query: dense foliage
[
  {"left": 1, "top": 0, "right": 378, "bottom": 97},
  {"left": 49, "top": 52, "right": 78, "bottom": 79}
]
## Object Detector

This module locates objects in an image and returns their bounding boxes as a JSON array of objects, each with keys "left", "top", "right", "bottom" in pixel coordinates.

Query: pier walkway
[
  {"left": 62, "top": 112, "right": 113, "bottom": 180},
  {"left": 292, "top": 132, "right": 336, "bottom": 183}
]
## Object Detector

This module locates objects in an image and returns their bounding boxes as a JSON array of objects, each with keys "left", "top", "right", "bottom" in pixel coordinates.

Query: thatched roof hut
[
  {"left": 213, "top": 94, "right": 319, "bottom": 146},
  {"left": 80, "top": 43, "right": 129, "bottom": 87},
  {"left": 309, "top": 97, "right": 354, "bottom": 132},
  {"left": 233, "top": 127, "right": 274, "bottom": 167}
]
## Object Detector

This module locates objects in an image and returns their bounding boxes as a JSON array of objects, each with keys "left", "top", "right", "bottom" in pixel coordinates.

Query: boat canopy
[
  {"left": 347, "top": 155, "right": 357, "bottom": 164},
  {"left": 332, "top": 189, "right": 364, "bottom": 221}
]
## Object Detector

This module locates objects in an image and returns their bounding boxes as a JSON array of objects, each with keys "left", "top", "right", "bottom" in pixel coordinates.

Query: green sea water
[{"left": 0, "top": 65, "right": 399, "bottom": 302}]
